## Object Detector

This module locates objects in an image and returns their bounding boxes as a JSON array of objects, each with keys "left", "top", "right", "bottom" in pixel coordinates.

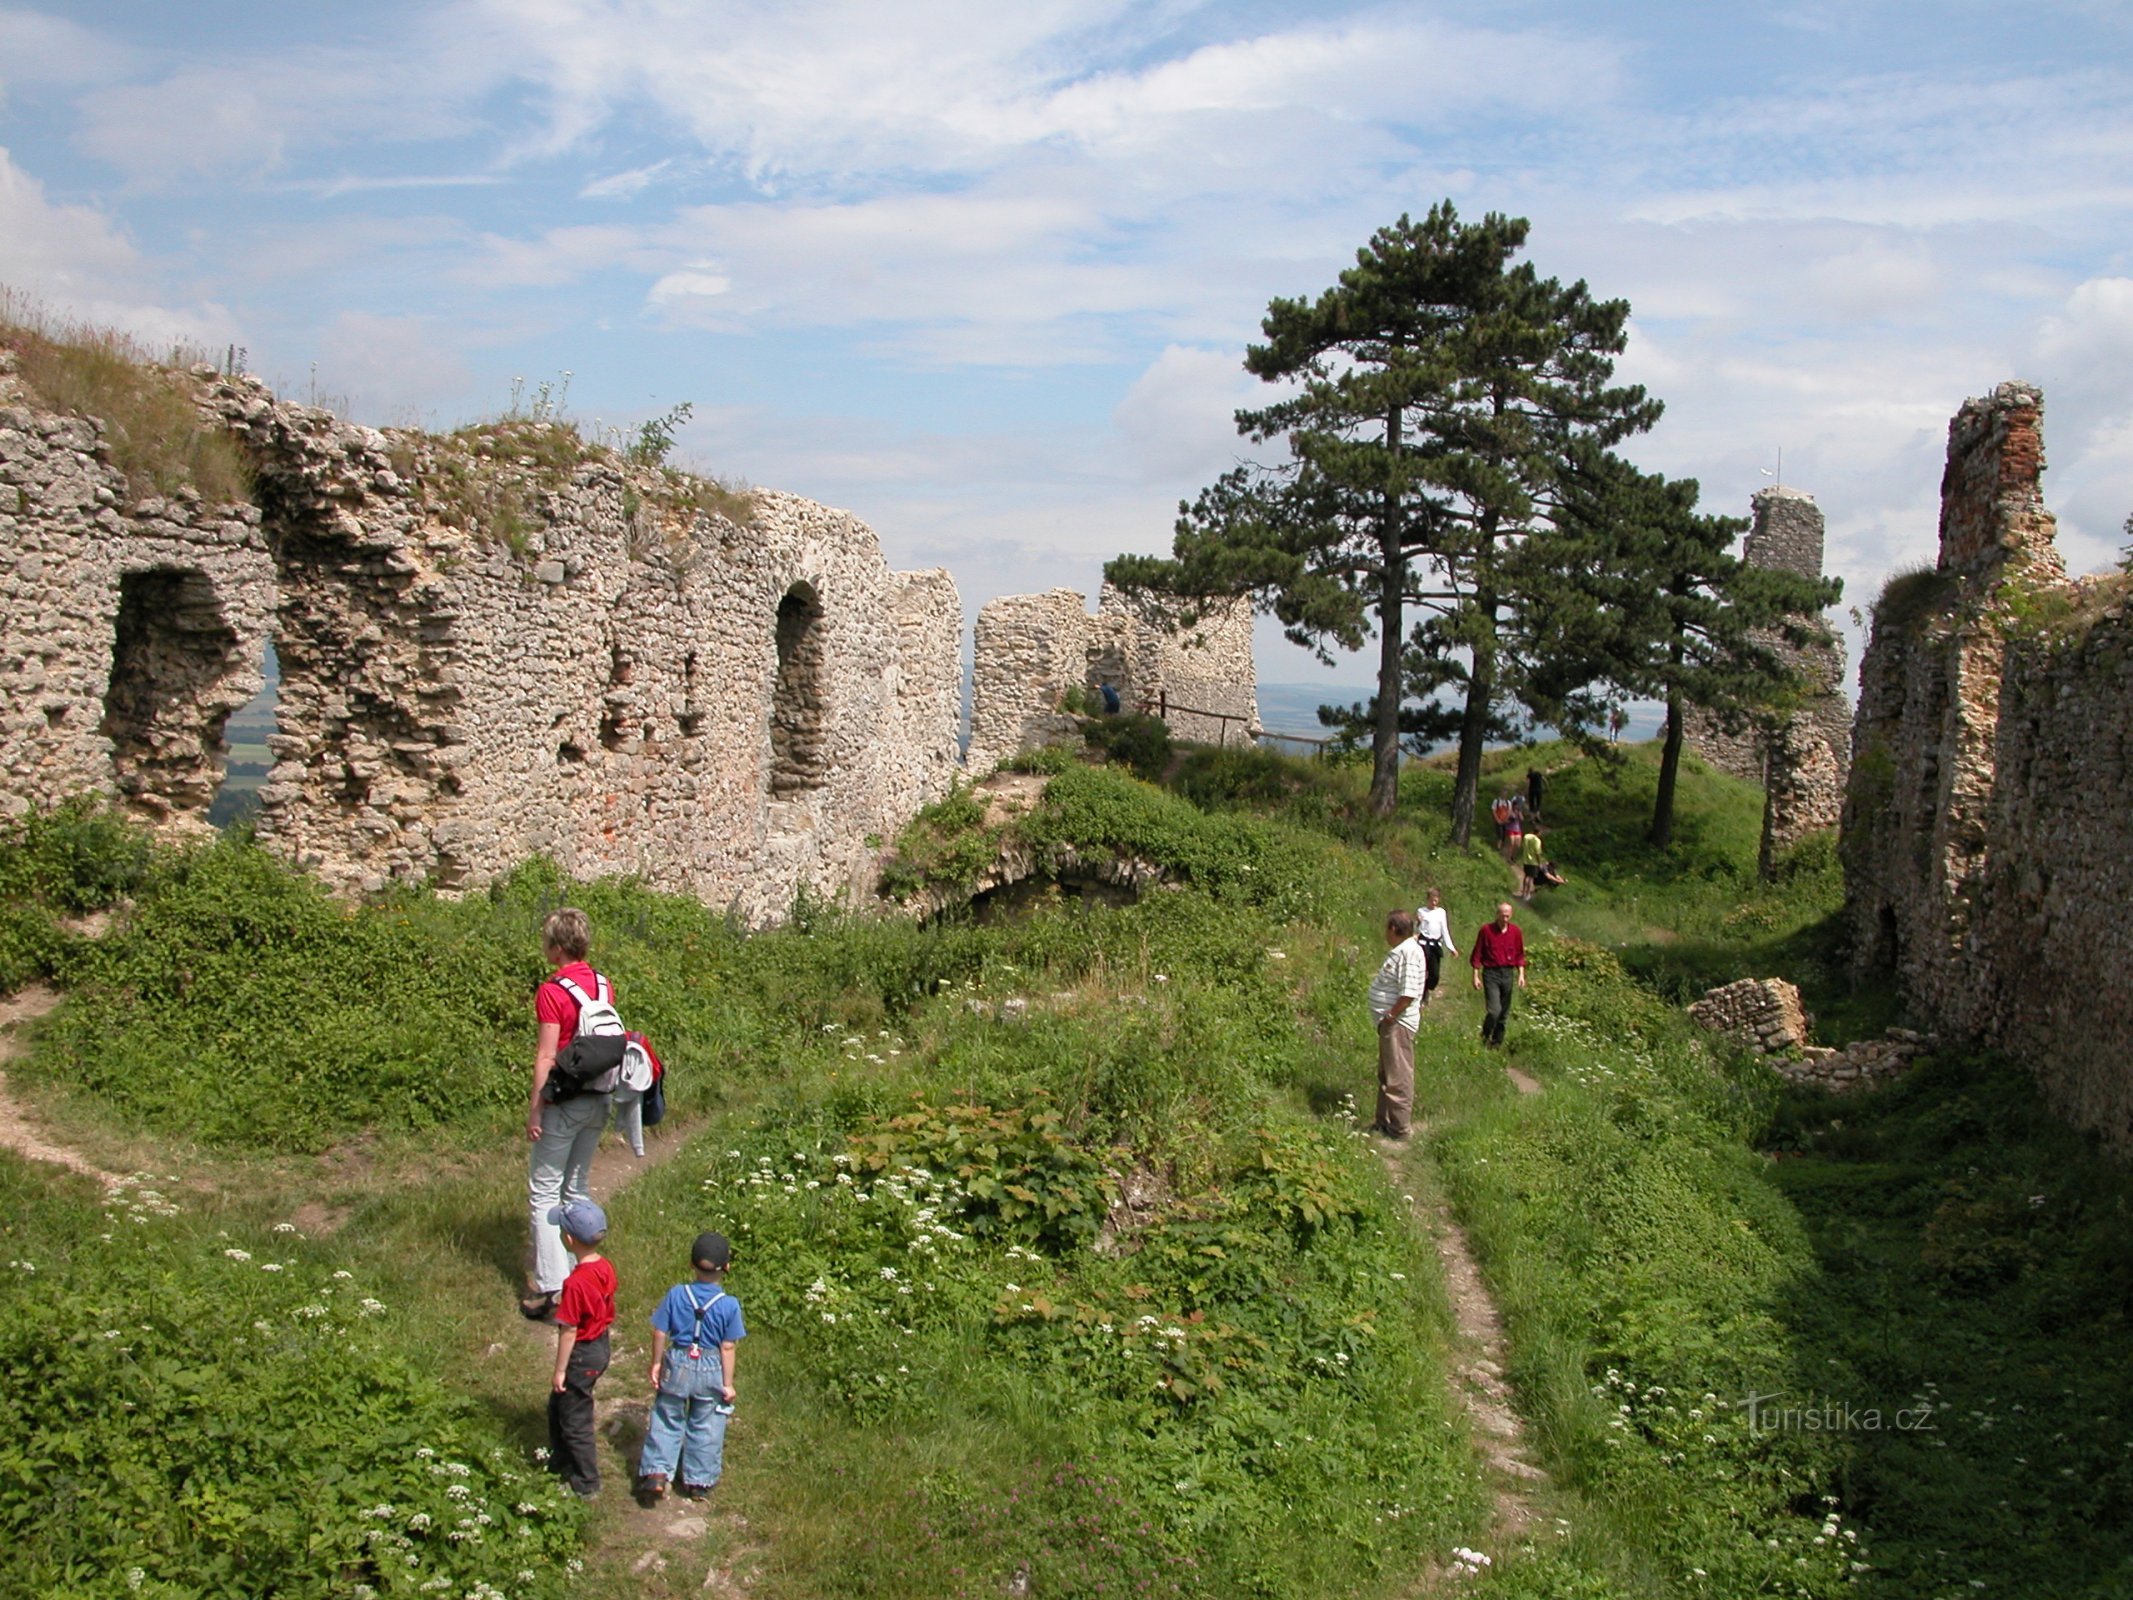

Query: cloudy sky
[{"left": 4, "top": 1, "right": 2131, "bottom": 707}]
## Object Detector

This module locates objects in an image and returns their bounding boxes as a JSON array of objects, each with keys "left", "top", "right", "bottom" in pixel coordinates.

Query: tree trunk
[
  {"left": 1650, "top": 689, "right": 1684, "bottom": 848},
  {"left": 1449, "top": 516, "right": 1500, "bottom": 847},
  {"left": 1367, "top": 406, "right": 1405, "bottom": 816}
]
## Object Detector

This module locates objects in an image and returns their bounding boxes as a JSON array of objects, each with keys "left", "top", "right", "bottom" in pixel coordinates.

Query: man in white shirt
[
  {"left": 1414, "top": 888, "right": 1458, "bottom": 1008},
  {"left": 1367, "top": 909, "right": 1427, "bottom": 1139}
]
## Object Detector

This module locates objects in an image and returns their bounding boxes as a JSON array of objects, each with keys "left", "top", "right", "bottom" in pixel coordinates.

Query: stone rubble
[{"left": 1686, "top": 976, "right": 1935, "bottom": 1094}]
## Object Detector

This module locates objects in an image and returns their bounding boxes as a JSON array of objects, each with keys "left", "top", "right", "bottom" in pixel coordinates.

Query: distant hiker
[
  {"left": 1415, "top": 887, "right": 1458, "bottom": 1007},
  {"left": 546, "top": 1199, "right": 616, "bottom": 1499},
  {"left": 1504, "top": 815, "right": 1523, "bottom": 867},
  {"left": 1471, "top": 902, "right": 1527, "bottom": 1050},
  {"left": 1526, "top": 767, "right": 1545, "bottom": 822},
  {"left": 1509, "top": 792, "right": 1526, "bottom": 827},
  {"left": 523, "top": 907, "right": 619, "bottom": 1322},
  {"left": 1368, "top": 909, "right": 1426, "bottom": 1139},
  {"left": 1491, "top": 795, "right": 1512, "bottom": 843},
  {"left": 637, "top": 1230, "right": 747, "bottom": 1505},
  {"left": 1100, "top": 681, "right": 1121, "bottom": 715},
  {"left": 1519, "top": 828, "right": 1546, "bottom": 900}
]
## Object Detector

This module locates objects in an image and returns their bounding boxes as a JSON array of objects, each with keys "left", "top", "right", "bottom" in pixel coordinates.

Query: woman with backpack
[{"left": 522, "top": 907, "right": 623, "bottom": 1321}]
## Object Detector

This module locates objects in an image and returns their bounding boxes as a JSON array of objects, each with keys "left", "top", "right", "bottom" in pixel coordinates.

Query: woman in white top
[{"left": 1414, "top": 887, "right": 1458, "bottom": 1007}]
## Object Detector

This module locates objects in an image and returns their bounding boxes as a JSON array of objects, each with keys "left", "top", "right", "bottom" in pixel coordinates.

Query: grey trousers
[
  {"left": 1376, "top": 1020, "right": 1416, "bottom": 1136},
  {"left": 1480, "top": 967, "right": 1518, "bottom": 1046}
]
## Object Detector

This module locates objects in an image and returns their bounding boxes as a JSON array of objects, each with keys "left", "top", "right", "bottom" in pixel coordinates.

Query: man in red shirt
[
  {"left": 1470, "top": 901, "right": 1527, "bottom": 1049},
  {"left": 547, "top": 1198, "right": 617, "bottom": 1498}
]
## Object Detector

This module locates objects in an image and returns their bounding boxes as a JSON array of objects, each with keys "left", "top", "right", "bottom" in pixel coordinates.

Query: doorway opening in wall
[
  {"left": 210, "top": 640, "right": 278, "bottom": 829},
  {"left": 97, "top": 566, "right": 255, "bottom": 827},
  {"left": 770, "top": 582, "right": 828, "bottom": 797}
]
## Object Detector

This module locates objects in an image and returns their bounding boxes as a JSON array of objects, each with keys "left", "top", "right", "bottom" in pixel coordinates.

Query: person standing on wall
[
  {"left": 1471, "top": 901, "right": 1527, "bottom": 1050},
  {"left": 522, "top": 907, "right": 618, "bottom": 1322},
  {"left": 1367, "top": 909, "right": 1427, "bottom": 1139},
  {"left": 1415, "top": 887, "right": 1457, "bottom": 1008}
]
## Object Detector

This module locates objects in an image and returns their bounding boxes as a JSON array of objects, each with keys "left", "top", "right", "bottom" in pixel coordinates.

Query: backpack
[{"left": 544, "top": 972, "right": 627, "bottom": 1102}]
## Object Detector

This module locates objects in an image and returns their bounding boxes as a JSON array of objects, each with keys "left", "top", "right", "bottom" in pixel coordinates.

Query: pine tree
[
  {"left": 1108, "top": 202, "right": 1658, "bottom": 838},
  {"left": 1523, "top": 452, "right": 1842, "bottom": 847}
]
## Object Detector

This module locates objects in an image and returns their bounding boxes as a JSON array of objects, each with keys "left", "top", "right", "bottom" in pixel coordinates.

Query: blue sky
[{"left": 5, "top": 0, "right": 2132, "bottom": 706}]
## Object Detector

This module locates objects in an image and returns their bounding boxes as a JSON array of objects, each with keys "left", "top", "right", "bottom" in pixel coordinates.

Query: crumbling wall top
[{"left": 1936, "top": 380, "right": 2062, "bottom": 583}]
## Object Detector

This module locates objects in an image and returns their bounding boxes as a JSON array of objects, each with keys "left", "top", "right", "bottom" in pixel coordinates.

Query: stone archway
[{"left": 770, "top": 582, "right": 828, "bottom": 797}]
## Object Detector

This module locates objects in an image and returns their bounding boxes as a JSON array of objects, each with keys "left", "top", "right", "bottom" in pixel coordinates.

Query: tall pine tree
[
  {"left": 1522, "top": 451, "right": 1842, "bottom": 847},
  {"left": 1108, "top": 202, "right": 1658, "bottom": 838}
]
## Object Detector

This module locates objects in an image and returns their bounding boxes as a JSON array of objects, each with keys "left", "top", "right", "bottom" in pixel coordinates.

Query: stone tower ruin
[{"left": 1684, "top": 486, "right": 1851, "bottom": 875}]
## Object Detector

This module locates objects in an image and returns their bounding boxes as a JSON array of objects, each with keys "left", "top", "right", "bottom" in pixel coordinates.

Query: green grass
[{"left": 3, "top": 742, "right": 2131, "bottom": 1598}]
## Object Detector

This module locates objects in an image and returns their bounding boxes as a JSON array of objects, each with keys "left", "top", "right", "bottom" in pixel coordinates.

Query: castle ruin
[
  {"left": 1684, "top": 486, "right": 1851, "bottom": 873},
  {"left": 964, "top": 583, "right": 1258, "bottom": 773},
  {"left": 0, "top": 354, "right": 963, "bottom": 923},
  {"left": 1841, "top": 381, "right": 2133, "bottom": 1151}
]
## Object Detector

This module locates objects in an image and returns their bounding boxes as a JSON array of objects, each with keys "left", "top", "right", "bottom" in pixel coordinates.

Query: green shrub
[
  {"left": 1079, "top": 711, "right": 1172, "bottom": 781},
  {"left": 0, "top": 1159, "right": 580, "bottom": 1598}
]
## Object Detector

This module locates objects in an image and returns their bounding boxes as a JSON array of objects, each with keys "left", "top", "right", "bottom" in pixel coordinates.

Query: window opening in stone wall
[
  {"left": 99, "top": 566, "right": 249, "bottom": 825},
  {"left": 770, "top": 582, "right": 828, "bottom": 796},
  {"left": 678, "top": 651, "right": 705, "bottom": 737},
  {"left": 599, "top": 640, "right": 634, "bottom": 752},
  {"left": 209, "top": 640, "right": 278, "bottom": 829}
]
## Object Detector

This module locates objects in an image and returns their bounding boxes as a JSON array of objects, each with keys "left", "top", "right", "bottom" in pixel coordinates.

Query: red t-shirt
[
  {"left": 1471, "top": 922, "right": 1526, "bottom": 970},
  {"left": 535, "top": 962, "right": 610, "bottom": 1041},
  {"left": 557, "top": 1255, "right": 617, "bottom": 1342}
]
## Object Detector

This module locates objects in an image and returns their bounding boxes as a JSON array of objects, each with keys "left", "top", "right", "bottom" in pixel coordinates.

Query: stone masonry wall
[
  {"left": 0, "top": 351, "right": 274, "bottom": 833},
  {"left": 0, "top": 357, "right": 963, "bottom": 924},
  {"left": 1840, "top": 381, "right": 2133, "bottom": 1150},
  {"left": 966, "top": 585, "right": 1257, "bottom": 771},
  {"left": 1683, "top": 487, "right": 1851, "bottom": 871}
]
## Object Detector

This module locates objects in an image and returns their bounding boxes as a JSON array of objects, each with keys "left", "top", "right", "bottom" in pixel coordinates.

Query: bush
[{"left": 0, "top": 1160, "right": 581, "bottom": 1598}]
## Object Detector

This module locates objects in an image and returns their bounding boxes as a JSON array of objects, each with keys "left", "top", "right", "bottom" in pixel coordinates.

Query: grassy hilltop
[{"left": 0, "top": 740, "right": 2128, "bottom": 1599}]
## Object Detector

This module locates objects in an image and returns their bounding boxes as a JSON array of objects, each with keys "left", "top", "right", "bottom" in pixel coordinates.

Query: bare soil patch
[{"left": 0, "top": 985, "right": 126, "bottom": 1191}]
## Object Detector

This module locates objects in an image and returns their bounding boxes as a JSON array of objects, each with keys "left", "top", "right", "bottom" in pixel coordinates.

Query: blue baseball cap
[{"left": 548, "top": 1200, "right": 608, "bottom": 1243}]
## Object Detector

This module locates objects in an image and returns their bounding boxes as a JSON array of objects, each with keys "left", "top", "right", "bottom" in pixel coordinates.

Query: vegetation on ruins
[
  {"left": 0, "top": 289, "right": 252, "bottom": 507},
  {"left": 1106, "top": 202, "right": 1660, "bottom": 840},
  {"left": 4, "top": 737, "right": 2131, "bottom": 1597}
]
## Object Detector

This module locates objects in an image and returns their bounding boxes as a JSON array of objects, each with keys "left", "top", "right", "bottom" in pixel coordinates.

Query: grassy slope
[{"left": 2, "top": 748, "right": 2131, "bottom": 1598}]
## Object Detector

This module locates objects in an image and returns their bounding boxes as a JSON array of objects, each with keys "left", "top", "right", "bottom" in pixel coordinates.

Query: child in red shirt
[{"left": 547, "top": 1199, "right": 617, "bottom": 1498}]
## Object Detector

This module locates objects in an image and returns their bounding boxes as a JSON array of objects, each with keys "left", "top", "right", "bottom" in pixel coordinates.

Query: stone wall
[
  {"left": 1841, "top": 380, "right": 2133, "bottom": 1149},
  {"left": 1683, "top": 487, "right": 1851, "bottom": 872},
  {"left": 0, "top": 356, "right": 963, "bottom": 923},
  {"left": 0, "top": 351, "right": 274, "bottom": 833},
  {"left": 966, "top": 584, "right": 1257, "bottom": 771}
]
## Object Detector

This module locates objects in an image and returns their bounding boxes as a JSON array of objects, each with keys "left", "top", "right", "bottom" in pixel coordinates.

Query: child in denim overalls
[{"left": 635, "top": 1230, "right": 745, "bottom": 1502}]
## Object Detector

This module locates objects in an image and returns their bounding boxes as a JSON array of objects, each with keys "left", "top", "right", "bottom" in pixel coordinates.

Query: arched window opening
[
  {"left": 100, "top": 566, "right": 249, "bottom": 824},
  {"left": 770, "top": 583, "right": 828, "bottom": 796}
]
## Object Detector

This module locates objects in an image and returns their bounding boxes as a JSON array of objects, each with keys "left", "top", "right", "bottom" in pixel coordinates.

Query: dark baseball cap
[{"left": 692, "top": 1231, "right": 731, "bottom": 1270}]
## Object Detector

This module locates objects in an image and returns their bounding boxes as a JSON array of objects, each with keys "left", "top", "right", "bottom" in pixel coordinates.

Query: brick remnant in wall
[
  {"left": 1682, "top": 487, "right": 1851, "bottom": 874},
  {"left": 966, "top": 583, "right": 1257, "bottom": 772},
  {"left": 0, "top": 353, "right": 963, "bottom": 923},
  {"left": 1686, "top": 976, "right": 1935, "bottom": 1093},
  {"left": 1841, "top": 380, "right": 2133, "bottom": 1150}
]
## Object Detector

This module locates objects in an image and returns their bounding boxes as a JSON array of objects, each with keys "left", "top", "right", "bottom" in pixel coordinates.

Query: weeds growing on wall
[{"left": 0, "top": 288, "right": 253, "bottom": 506}]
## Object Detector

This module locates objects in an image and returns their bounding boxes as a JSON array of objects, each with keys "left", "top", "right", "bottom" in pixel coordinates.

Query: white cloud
[
  {"left": 1110, "top": 344, "right": 1260, "bottom": 483},
  {"left": 0, "top": 145, "right": 235, "bottom": 349}
]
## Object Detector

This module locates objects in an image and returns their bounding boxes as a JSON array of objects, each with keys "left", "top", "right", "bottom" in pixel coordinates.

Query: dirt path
[
  {"left": 0, "top": 985, "right": 126, "bottom": 1191},
  {"left": 498, "top": 1115, "right": 763, "bottom": 1595}
]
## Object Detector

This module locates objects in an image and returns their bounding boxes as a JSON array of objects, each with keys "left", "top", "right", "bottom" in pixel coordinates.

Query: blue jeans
[
  {"left": 528, "top": 1091, "right": 609, "bottom": 1294},
  {"left": 639, "top": 1348, "right": 730, "bottom": 1489}
]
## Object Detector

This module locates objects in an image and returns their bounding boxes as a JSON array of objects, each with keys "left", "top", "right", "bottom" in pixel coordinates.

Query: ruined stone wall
[
  {"left": 0, "top": 359, "right": 962, "bottom": 923},
  {"left": 1840, "top": 381, "right": 2133, "bottom": 1150},
  {"left": 1683, "top": 487, "right": 1851, "bottom": 871},
  {"left": 966, "top": 584, "right": 1258, "bottom": 771},
  {"left": 0, "top": 350, "right": 273, "bottom": 832}
]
